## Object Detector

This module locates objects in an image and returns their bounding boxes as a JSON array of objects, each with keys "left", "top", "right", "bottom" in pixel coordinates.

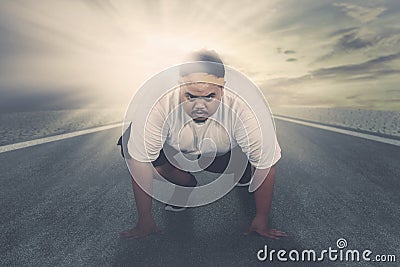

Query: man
[{"left": 119, "top": 50, "right": 287, "bottom": 239}]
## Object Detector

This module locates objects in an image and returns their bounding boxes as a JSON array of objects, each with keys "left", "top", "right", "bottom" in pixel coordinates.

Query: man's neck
[{"left": 193, "top": 118, "right": 207, "bottom": 125}]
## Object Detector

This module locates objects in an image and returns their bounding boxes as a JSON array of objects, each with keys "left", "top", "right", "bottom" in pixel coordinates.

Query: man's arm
[
  {"left": 120, "top": 159, "right": 160, "bottom": 238},
  {"left": 245, "top": 165, "right": 287, "bottom": 239}
]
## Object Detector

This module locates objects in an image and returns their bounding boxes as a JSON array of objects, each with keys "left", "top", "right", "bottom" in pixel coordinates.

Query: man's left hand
[{"left": 244, "top": 215, "right": 287, "bottom": 239}]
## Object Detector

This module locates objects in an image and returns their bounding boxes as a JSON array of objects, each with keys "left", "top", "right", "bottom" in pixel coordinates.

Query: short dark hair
[{"left": 179, "top": 49, "right": 225, "bottom": 78}]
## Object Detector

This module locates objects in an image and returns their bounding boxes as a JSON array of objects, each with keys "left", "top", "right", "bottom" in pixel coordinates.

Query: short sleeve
[
  {"left": 233, "top": 98, "right": 281, "bottom": 169},
  {"left": 127, "top": 103, "right": 167, "bottom": 162}
]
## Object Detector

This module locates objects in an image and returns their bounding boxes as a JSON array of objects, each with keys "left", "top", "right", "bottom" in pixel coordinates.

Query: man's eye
[{"left": 185, "top": 94, "right": 215, "bottom": 101}]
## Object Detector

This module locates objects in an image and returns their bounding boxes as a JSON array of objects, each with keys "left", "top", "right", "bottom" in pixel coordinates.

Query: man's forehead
[
  {"left": 180, "top": 82, "right": 222, "bottom": 95},
  {"left": 179, "top": 72, "right": 225, "bottom": 86}
]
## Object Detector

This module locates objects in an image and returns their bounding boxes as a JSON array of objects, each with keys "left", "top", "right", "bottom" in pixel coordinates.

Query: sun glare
[{"left": 1, "top": 1, "right": 398, "bottom": 110}]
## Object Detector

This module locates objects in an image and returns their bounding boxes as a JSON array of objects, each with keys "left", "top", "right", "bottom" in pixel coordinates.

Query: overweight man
[{"left": 119, "top": 50, "right": 287, "bottom": 239}]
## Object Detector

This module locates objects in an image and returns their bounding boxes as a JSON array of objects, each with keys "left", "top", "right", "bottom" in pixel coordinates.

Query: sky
[{"left": 0, "top": 0, "right": 399, "bottom": 111}]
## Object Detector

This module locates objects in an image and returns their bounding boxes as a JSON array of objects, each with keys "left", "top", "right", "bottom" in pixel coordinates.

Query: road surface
[{"left": 1, "top": 119, "right": 399, "bottom": 266}]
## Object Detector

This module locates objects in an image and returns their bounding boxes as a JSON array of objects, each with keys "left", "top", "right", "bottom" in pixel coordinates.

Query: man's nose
[{"left": 193, "top": 98, "right": 207, "bottom": 108}]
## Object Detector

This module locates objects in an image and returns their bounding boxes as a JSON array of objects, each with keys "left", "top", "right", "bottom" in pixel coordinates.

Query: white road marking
[
  {"left": 274, "top": 115, "right": 400, "bottom": 147},
  {"left": 0, "top": 123, "right": 122, "bottom": 153},
  {"left": 1, "top": 116, "right": 399, "bottom": 154}
]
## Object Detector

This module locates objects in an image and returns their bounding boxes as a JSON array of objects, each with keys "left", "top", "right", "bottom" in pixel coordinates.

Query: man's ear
[{"left": 221, "top": 81, "right": 226, "bottom": 96}]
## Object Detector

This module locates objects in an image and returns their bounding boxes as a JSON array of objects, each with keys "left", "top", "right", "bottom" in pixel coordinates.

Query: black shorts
[
  {"left": 117, "top": 124, "right": 252, "bottom": 177},
  {"left": 152, "top": 144, "right": 253, "bottom": 178}
]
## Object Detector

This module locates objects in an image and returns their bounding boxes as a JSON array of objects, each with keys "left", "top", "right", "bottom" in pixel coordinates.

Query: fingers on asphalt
[
  {"left": 121, "top": 229, "right": 163, "bottom": 239},
  {"left": 244, "top": 229, "right": 288, "bottom": 239},
  {"left": 270, "top": 229, "right": 288, "bottom": 236}
]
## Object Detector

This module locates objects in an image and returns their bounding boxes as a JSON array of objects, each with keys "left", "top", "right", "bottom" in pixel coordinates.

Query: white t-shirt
[{"left": 128, "top": 88, "right": 281, "bottom": 169}]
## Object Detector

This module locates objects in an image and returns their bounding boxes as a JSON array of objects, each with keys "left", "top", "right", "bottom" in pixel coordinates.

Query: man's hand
[
  {"left": 245, "top": 215, "right": 287, "bottom": 239},
  {"left": 247, "top": 166, "right": 287, "bottom": 239},
  {"left": 120, "top": 217, "right": 161, "bottom": 239},
  {"left": 122, "top": 160, "right": 159, "bottom": 239}
]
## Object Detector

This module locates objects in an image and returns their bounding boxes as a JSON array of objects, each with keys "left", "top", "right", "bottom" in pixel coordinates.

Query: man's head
[{"left": 179, "top": 49, "right": 225, "bottom": 123}]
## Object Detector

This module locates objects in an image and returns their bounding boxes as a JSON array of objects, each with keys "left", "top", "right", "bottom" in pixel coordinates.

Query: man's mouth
[{"left": 192, "top": 110, "right": 208, "bottom": 117}]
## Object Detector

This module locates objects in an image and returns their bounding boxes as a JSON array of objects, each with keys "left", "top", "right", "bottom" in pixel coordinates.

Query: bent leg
[
  {"left": 155, "top": 161, "right": 197, "bottom": 187},
  {"left": 155, "top": 160, "right": 197, "bottom": 208},
  {"left": 201, "top": 147, "right": 253, "bottom": 184}
]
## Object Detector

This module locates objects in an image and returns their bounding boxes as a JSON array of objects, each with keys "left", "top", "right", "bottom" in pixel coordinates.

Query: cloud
[
  {"left": 284, "top": 50, "right": 296, "bottom": 54},
  {"left": 276, "top": 48, "right": 296, "bottom": 55},
  {"left": 311, "top": 52, "right": 400, "bottom": 80},
  {"left": 336, "top": 30, "right": 373, "bottom": 50},
  {"left": 264, "top": 52, "right": 400, "bottom": 88},
  {"left": 328, "top": 27, "right": 359, "bottom": 37},
  {"left": 333, "top": 3, "right": 386, "bottom": 23},
  {"left": 346, "top": 94, "right": 360, "bottom": 100},
  {"left": 316, "top": 25, "right": 400, "bottom": 64},
  {"left": 0, "top": 0, "right": 399, "bottom": 110}
]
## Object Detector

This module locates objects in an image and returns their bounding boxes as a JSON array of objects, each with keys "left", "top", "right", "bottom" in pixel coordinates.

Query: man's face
[{"left": 179, "top": 73, "right": 224, "bottom": 122}]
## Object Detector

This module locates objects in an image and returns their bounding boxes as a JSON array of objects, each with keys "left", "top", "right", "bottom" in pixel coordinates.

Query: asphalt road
[{"left": 1, "top": 119, "right": 399, "bottom": 266}]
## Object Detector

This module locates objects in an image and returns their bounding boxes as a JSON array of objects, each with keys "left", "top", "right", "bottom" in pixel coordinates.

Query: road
[{"left": 1, "top": 119, "right": 399, "bottom": 266}]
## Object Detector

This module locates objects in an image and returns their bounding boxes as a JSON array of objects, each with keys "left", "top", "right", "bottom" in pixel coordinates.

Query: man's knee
[{"left": 155, "top": 164, "right": 197, "bottom": 187}]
